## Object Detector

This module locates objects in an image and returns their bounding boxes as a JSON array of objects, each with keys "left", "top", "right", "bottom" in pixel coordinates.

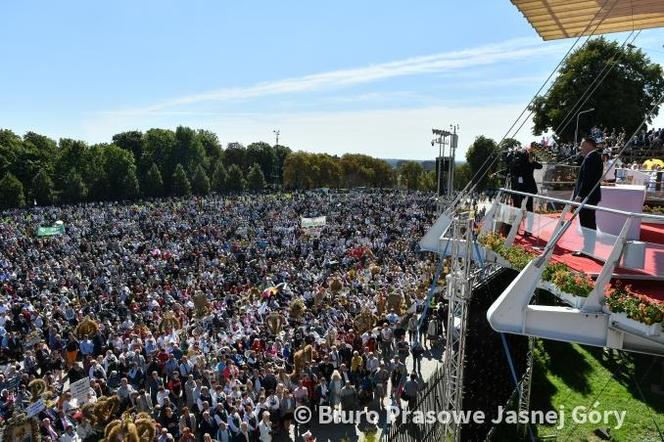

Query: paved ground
[{"left": 277, "top": 343, "right": 445, "bottom": 442}]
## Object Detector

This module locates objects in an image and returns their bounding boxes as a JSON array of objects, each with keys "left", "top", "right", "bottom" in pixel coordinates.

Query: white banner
[
  {"left": 27, "top": 398, "right": 46, "bottom": 418},
  {"left": 301, "top": 216, "right": 326, "bottom": 229},
  {"left": 70, "top": 377, "right": 91, "bottom": 404}
]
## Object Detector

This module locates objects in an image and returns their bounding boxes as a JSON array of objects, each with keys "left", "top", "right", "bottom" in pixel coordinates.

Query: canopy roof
[{"left": 511, "top": 0, "right": 664, "bottom": 40}]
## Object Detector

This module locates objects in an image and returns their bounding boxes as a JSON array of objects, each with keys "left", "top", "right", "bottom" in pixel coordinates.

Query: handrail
[{"left": 499, "top": 187, "right": 664, "bottom": 223}]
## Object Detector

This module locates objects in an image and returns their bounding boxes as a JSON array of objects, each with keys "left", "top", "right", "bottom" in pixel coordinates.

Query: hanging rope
[
  {"left": 446, "top": 0, "right": 623, "bottom": 212},
  {"left": 535, "top": 90, "right": 664, "bottom": 263}
]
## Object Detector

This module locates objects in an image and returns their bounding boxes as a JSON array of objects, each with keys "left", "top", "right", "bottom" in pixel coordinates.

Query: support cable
[
  {"left": 500, "top": 333, "right": 536, "bottom": 442},
  {"left": 446, "top": 0, "right": 622, "bottom": 213}
]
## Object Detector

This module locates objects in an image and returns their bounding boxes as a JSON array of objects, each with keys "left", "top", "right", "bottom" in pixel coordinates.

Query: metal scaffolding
[{"left": 442, "top": 214, "right": 474, "bottom": 442}]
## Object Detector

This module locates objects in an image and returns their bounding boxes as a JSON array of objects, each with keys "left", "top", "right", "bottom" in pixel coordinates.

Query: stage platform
[{"left": 513, "top": 215, "right": 664, "bottom": 301}]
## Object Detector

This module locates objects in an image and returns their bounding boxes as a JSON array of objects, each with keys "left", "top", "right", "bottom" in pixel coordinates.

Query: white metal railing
[
  {"left": 498, "top": 188, "right": 664, "bottom": 223},
  {"left": 484, "top": 188, "right": 664, "bottom": 356}
]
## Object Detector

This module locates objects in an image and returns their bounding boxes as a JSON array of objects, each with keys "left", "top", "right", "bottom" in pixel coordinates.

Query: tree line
[{"left": 0, "top": 127, "right": 438, "bottom": 209}]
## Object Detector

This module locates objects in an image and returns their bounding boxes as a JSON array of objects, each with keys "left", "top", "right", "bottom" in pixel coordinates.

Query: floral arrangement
[
  {"left": 643, "top": 205, "right": 664, "bottom": 215},
  {"left": 605, "top": 283, "right": 664, "bottom": 326},
  {"left": 478, "top": 232, "right": 535, "bottom": 270},
  {"left": 549, "top": 267, "right": 595, "bottom": 297},
  {"left": 480, "top": 234, "right": 663, "bottom": 327},
  {"left": 479, "top": 233, "right": 594, "bottom": 296},
  {"left": 502, "top": 246, "right": 537, "bottom": 270},
  {"left": 479, "top": 232, "right": 505, "bottom": 254}
]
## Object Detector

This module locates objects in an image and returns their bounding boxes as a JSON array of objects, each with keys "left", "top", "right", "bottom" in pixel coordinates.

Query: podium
[{"left": 597, "top": 184, "right": 646, "bottom": 240}]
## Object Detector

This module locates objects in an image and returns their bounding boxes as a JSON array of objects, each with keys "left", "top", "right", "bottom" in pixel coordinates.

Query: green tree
[
  {"left": 371, "top": 159, "right": 396, "bottom": 188},
  {"left": 246, "top": 142, "right": 275, "bottom": 183},
  {"left": 191, "top": 164, "right": 211, "bottom": 195},
  {"left": 419, "top": 169, "right": 437, "bottom": 192},
  {"left": 171, "top": 163, "right": 191, "bottom": 196},
  {"left": 247, "top": 163, "right": 266, "bottom": 192},
  {"left": 399, "top": 161, "right": 424, "bottom": 190},
  {"left": 197, "top": 130, "right": 223, "bottom": 172},
  {"left": 530, "top": 38, "right": 664, "bottom": 142},
  {"left": 226, "top": 164, "right": 246, "bottom": 192},
  {"left": 466, "top": 136, "right": 499, "bottom": 192},
  {"left": 174, "top": 126, "right": 207, "bottom": 173},
  {"left": 112, "top": 131, "right": 144, "bottom": 165},
  {"left": 317, "top": 155, "right": 343, "bottom": 188},
  {"left": 0, "top": 130, "right": 22, "bottom": 178},
  {"left": 143, "top": 163, "right": 164, "bottom": 197},
  {"left": 453, "top": 163, "right": 472, "bottom": 191},
  {"left": 54, "top": 139, "right": 106, "bottom": 201},
  {"left": 101, "top": 144, "right": 139, "bottom": 200},
  {"left": 20, "top": 132, "right": 58, "bottom": 189},
  {"left": 142, "top": 128, "right": 177, "bottom": 188},
  {"left": 283, "top": 152, "right": 312, "bottom": 189},
  {"left": 273, "top": 145, "right": 291, "bottom": 185},
  {"left": 62, "top": 170, "right": 87, "bottom": 203},
  {"left": 211, "top": 161, "right": 228, "bottom": 193},
  {"left": 0, "top": 173, "right": 25, "bottom": 209},
  {"left": 32, "top": 169, "right": 55, "bottom": 206},
  {"left": 499, "top": 138, "right": 521, "bottom": 151},
  {"left": 224, "top": 142, "right": 247, "bottom": 171}
]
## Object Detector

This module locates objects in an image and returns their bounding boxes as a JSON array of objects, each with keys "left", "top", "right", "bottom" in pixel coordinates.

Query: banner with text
[
  {"left": 301, "top": 216, "right": 326, "bottom": 229},
  {"left": 36, "top": 225, "right": 65, "bottom": 237}
]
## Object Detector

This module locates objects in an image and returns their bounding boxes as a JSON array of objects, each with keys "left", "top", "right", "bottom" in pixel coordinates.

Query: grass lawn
[{"left": 530, "top": 340, "right": 664, "bottom": 441}]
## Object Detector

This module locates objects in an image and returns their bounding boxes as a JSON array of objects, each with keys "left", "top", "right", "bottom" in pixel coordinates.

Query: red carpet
[
  {"left": 513, "top": 214, "right": 664, "bottom": 301},
  {"left": 641, "top": 222, "right": 664, "bottom": 243}
]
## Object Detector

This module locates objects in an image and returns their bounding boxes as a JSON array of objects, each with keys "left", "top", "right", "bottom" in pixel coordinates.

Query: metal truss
[
  {"left": 442, "top": 215, "right": 475, "bottom": 442},
  {"left": 517, "top": 336, "right": 535, "bottom": 438}
]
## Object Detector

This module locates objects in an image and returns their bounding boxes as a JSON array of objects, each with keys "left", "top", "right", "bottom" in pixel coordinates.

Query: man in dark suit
[
  {"left": 573, "top": 138, "right": 603, "bottom": 255},
  {"left": 573, "top": 138, "right": 603, "bottom": 228}
]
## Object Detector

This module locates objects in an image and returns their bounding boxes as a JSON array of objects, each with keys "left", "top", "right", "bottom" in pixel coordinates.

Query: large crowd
[{"left": 0, "top": 190, "right": 446, "bottom": 442}]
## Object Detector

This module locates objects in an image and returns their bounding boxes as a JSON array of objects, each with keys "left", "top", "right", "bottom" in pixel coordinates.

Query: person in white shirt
[
  {"left": 59, "top": 424, "right": 82, "bottom": 442},
  {"left": 365, "top": 352, "right": 379, "bottom": 372},
  {"left": 258, "top": 411, "right": 272, "bottom": 442},
  {"left": 156, "top": 386, "right": 171, "bottom": 407},
  {"left": 89, "top": 361, "right": 107, "bottom": 380}
]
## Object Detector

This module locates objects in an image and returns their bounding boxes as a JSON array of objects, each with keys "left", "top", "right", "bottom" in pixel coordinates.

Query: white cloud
[{"left": 107, "top": 37, "right": 565, "bottom": 116}]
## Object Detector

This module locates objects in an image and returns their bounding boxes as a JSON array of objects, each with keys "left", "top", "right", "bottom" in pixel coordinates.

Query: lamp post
[
  {"left": 574, "top": 108, "right": 595, "bottom": 147},
  {"left": 272, "top": 130, "right": 280, "bottom": 187}
]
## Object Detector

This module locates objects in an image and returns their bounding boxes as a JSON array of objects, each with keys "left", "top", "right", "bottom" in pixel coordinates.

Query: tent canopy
[{"left": 511, "top": 0, "right": 664, "bottom": 40}]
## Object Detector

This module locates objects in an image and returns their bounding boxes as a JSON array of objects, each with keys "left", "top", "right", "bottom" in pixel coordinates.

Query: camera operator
[{"left": 510, "top": 144, "right": 542, "bottom": 212}]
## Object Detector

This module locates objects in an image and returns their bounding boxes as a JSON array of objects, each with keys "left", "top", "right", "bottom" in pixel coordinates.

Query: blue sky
[{"left": 1, "top": 1, "right": 664, "bottom": 160}]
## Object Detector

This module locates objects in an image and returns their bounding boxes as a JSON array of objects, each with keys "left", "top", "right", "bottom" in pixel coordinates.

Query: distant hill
[{"left": 382, "top": 159, "right": 464, "bottom": 170}]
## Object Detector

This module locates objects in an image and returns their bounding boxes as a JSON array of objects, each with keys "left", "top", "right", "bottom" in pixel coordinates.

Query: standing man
[
  {"left": 573, "top": 138, "right": 603, "bottom": 254},
  {"left": 512, "top": 145, "right": 543, "bottom": 213}
]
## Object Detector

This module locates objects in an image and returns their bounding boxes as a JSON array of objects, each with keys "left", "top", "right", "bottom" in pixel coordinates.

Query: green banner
[{"left": 36, "top": 225, "right": 65, "bottom": 237}]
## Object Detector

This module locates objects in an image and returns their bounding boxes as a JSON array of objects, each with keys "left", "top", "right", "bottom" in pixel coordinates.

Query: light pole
[
  {"left": 447, "top": 124, "right": 459, "bottom": 198},
  {"left": 574, "top": 108, "right": 595, "bottom": 147},
  {"left": 272, "top": 130, "right": 281, "bottom": 187}
]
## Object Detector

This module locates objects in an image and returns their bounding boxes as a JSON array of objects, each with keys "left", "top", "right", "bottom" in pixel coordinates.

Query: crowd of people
[{"left": 0, "top": 190, "right": 447, "bottom": 442}]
